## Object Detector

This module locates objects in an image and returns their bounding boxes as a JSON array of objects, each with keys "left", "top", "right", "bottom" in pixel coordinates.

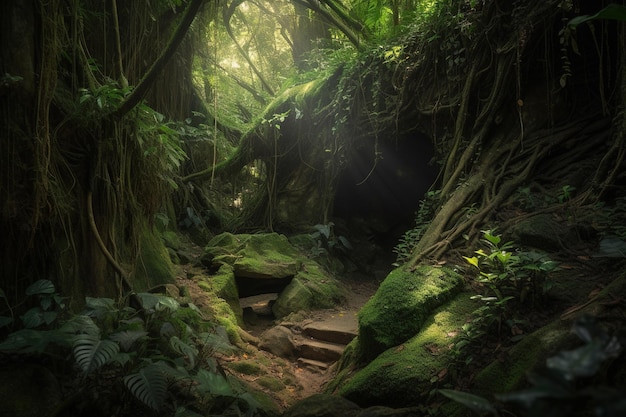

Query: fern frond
[
  {"left": 124, "top": 363, "right": 168, "bottom": 411},
  {"left": 169, "top": 335, "right": 198, "bottom": 368},
  {"left": 195, "top": 369, "right": 234, "bottom": 397},
  {"left": 73, "top": 333, "right": 120, "bottom": 374},
  {"left": 109, "top": 330, "right": 149, "bottom": 351}
]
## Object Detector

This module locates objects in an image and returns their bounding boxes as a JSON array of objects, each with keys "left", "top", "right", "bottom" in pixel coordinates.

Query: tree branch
[{"left": 109, "top": 0, "right": 205, "bottom": 119}]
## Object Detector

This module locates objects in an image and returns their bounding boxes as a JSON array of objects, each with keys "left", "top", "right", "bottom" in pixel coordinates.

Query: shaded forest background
[
  {"left": 2, "top": 0, "right": 624, "bottom": 303},
  {"left": 1, "top": 0, "right": 626, "bottom": 416}
]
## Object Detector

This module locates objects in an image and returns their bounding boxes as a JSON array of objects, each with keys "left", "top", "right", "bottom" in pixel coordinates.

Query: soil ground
[
  {"left": 172, "top": 234, "right": 625, "bottom": 413},
  {"left": 172, "top": 239, "right": 384, "bottom": 411}
]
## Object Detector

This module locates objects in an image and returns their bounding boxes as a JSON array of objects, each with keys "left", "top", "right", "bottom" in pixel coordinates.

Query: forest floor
[
  {"left": 172, "top": 237, "right": 384, "bottom": 411},
  {"left": 171, "top": 233, "right": 625, "bottom": 413}
]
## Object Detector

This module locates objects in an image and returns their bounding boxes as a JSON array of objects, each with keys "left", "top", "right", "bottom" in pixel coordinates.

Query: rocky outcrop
[
  {"left": 201, "top": 232, "right": 346, "bottom": 319},
  {"left": 328, "top": 293, "right": 477, "bottom": 408},
  {"left": 356, "top": 265, "right": 464, "bottom": 362},
  {"left": 259, "top": 313, "right": 359, "bottom": 371}
]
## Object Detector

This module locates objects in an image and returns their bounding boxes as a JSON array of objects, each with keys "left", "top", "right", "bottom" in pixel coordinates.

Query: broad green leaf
[
  {"left": 546, "top": 341, "right": 613, "bottom": 380},
  {"left": 109, "top": 330, "right": 149, "bottom": 351},
  {"left": 482, "top": 232, "right": 501, "bottom": 246},
  {"left": 73, "top": 333, "right": 120, "bottom": 374},
  {"left": 170, "top": 336, "right": 198, "bottom": 368},
  {"left": 22, "top": 307, "right": 44, "bottom": 328},
  {"left": 463, "top": 256, "right": 479, "bottom": 268},
  {"left": 569, "top": 4, "right": 626, "bottom": 27},
  {"left": 438, "top": 389, "right": 497, "bottom": 414},
  {"left": 124, "top": 364, "right": 168, "bottom": 411},
  {"left": 195, "top": 368, "right": 234, "bottom": 396},
  {"left": 26, "top": 279, "right": 55, "bottom": 296}
]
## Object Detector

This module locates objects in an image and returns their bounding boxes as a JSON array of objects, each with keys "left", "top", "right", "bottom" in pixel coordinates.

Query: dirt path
[{"left": 173, "top": 244, "right": 382, "bottom": 411}]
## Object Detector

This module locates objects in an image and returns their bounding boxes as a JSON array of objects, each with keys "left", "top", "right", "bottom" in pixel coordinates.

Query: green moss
[
  {"left": 336, "top": 293, "right": 476, "bottom": 408},
  {"left": 257, "top": 376, "right": 286, "bottom": 392},
  {"left": 228, "top": 360, "right": 263, "bottom": 375},
  {"left": 297, "top": 260, "right": 345, "bottom": 305},
  {"left": 203, "top": 232, "right": 251, "bottom": 261},
  {"left": 172, "top": 306, "right": 212, "bottom": 334},
  {"left": 472, "top": 319, "right": 572, "bottom": 395},
  {"left": 161, "top": 230, "right": 181, "bottom": 250},
  {"left": 357, "top": 265, "right": 463, "bottom": 361},
  {"left": 134, "top": 222, "right": 175, "bottom": 290},
  {"left": 233, "top": 233, "right": 301, "bottom": 278},
  {"left": 196, "top": 273, "right": 244, "bottom": 345},
  {"left": 288, "top": 233, "right": 318, "bottom": 252}
]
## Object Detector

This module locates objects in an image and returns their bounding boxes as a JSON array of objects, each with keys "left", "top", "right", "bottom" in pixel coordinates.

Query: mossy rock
[
  {"left": 203, "top": 232, "right": 302, "bottom": 279},
  {"left": 161, "top": 230, "right": 182, "bottom": 251},
  {"left": 227, "top": 360, "right": 263, "bottom": 375},
  {"left": 197, "top": 278, "right": 243, "bottom": 345},
  {"left": 134, "top": 223, "right": 176, "bottom": 290},
  {"left": 211, "top": 264, "right": 243, "bottom": 318},
  {"left": 203, "top": 232, "right": 344, "bottom": 318},
  {"left": 272, "top": 260, "right": 345, "bottom": 318},
  {"left": 256, "top": 375, "right": 286, "bottom": 392},
  {"left": 357, "top": 265, "right": 463, "bottom": 361},
  {"left": 333, "top": 293, "right": 477, "bottom": 407},
  {"left": 471, "top": 319, "right": 572, "bottom": 398},
  {"left": 472, "top": 271, "right": 626, "bottom": 398},
  {"left": 331, "top": 293, "right": 477, "bottom": 407}
]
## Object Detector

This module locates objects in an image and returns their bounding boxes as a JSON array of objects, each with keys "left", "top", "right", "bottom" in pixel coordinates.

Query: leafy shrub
[
  {"left": 0, "top": 280, "right": 255, "bottom": 416},
  {"left": 440, "top": 316, "right": 625, "bottom": 417},
  {"left": 394, "top": 190, "right": 441, "bottom": 264},
  {"left": 455, "top": 231, "right": 560, "bottom": 360}
]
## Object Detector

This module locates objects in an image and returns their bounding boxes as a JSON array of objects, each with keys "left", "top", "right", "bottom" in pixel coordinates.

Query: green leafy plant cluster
[
  {"left": 310, "top": 222, "right": 353, "bottom": 256},
  {"left": 440, "top": 316, "right": 625, "bottom": 417},
  {"left": 393, "top": 190, "right": 441, "bottom": 264},
  {"left": 78, "top": 83, "right": 187, "bottom": 191},
  {"left": 514, "top": 184, "right": 576, "bottom": 210},
  {"left": 0, "top": 280, "right": 256, "bottom": 416},
  {"left": 464, "top": 230, "right": 559, "bottom": 306},
  {"left": 456, "top": 230, "right": 559, "bottom": 358}
]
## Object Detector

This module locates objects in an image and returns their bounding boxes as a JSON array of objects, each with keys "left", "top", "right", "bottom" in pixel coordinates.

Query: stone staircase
[
  {"left": 289, "top": 313, "right": 358, "bottom": 371},
  {"left": 242, "top": 294, "right": 360, "bottom": 371}
]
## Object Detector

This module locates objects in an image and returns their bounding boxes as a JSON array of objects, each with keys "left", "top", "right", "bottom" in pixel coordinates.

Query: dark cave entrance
[
  {"left": 236, "top": 275, "right": 293, "bottom": 326},
  {"left": 332, "top": 135, "right": 438, "bottom": 253}
]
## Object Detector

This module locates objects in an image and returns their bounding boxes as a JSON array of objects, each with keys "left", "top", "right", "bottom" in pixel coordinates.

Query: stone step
[
  {"left": 302, "top": 321, "right": 357, "bottom": 345},
  {"left": 297, "top": 357, "right": 330, "bottom": 372},
  {"left": 296, "top": 338, "right": 345, "bottom": 363}
]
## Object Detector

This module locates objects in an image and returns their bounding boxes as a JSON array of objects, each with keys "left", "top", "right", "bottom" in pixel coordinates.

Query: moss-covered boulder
[
  {"left": 357, "top": 265, "right": 464, "bottom": 362},
  {"left": 330, "top": 293, "right": 477, "bottom": 407},
  {"left": 134, "top": 222, "right": 175, "bottom": 291},
  {"left": 203, "top": 232, "right": 301, "bottom": 278},
  {"left": 472, "top": 271, "right": 626, "bottom": 399},
  {"left": 471, "top": 319, "right": 572, "bottom": 397},
  {"left": 273, "top": 260, "right": 345, "bottom": 318},
  {"left": 203, "top": 232, "right": 345, "bottom": 318},
  {"left": 202, "top": 263, "right": 243, "bottom": 325}
]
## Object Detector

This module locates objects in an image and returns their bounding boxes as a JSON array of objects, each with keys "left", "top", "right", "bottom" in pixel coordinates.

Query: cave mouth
[
  {"left": 332, "top": 135, "right": 438, "bottom": 251},
  {"left": 235, "top": 275, "right": 293, "bottom": 323}
]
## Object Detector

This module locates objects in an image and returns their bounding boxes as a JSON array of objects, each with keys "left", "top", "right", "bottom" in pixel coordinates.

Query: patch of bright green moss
[
  {"left": 134, "top": 222, "right": 175, "bottom": 290},
  {"left": 297, "top": 260, "right": 345, "bottom": 306},
  {"left": 257, "top": 376, "right": 285, "bottom": 392},
  {"left": 228, "top": 360, "right": 263, "bottom": 375},
  {"left": 337, "top": 293, "right": 476, "bottom": 408},
  {"left": 357, "top": 265, "right": 463, "bottom": 361}
]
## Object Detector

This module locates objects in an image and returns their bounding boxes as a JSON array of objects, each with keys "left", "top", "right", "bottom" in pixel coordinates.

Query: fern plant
[{"left": 0, "top": 281, "right": 255, "bottom": 416}]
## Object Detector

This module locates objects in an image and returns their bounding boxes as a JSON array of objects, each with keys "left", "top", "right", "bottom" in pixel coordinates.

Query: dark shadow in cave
[
  {"left": 236, "top": 275, "right": 293, "bottom": 326},
  {"left": 332, "top": 134, "right": 438, "bottom": 253}
]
